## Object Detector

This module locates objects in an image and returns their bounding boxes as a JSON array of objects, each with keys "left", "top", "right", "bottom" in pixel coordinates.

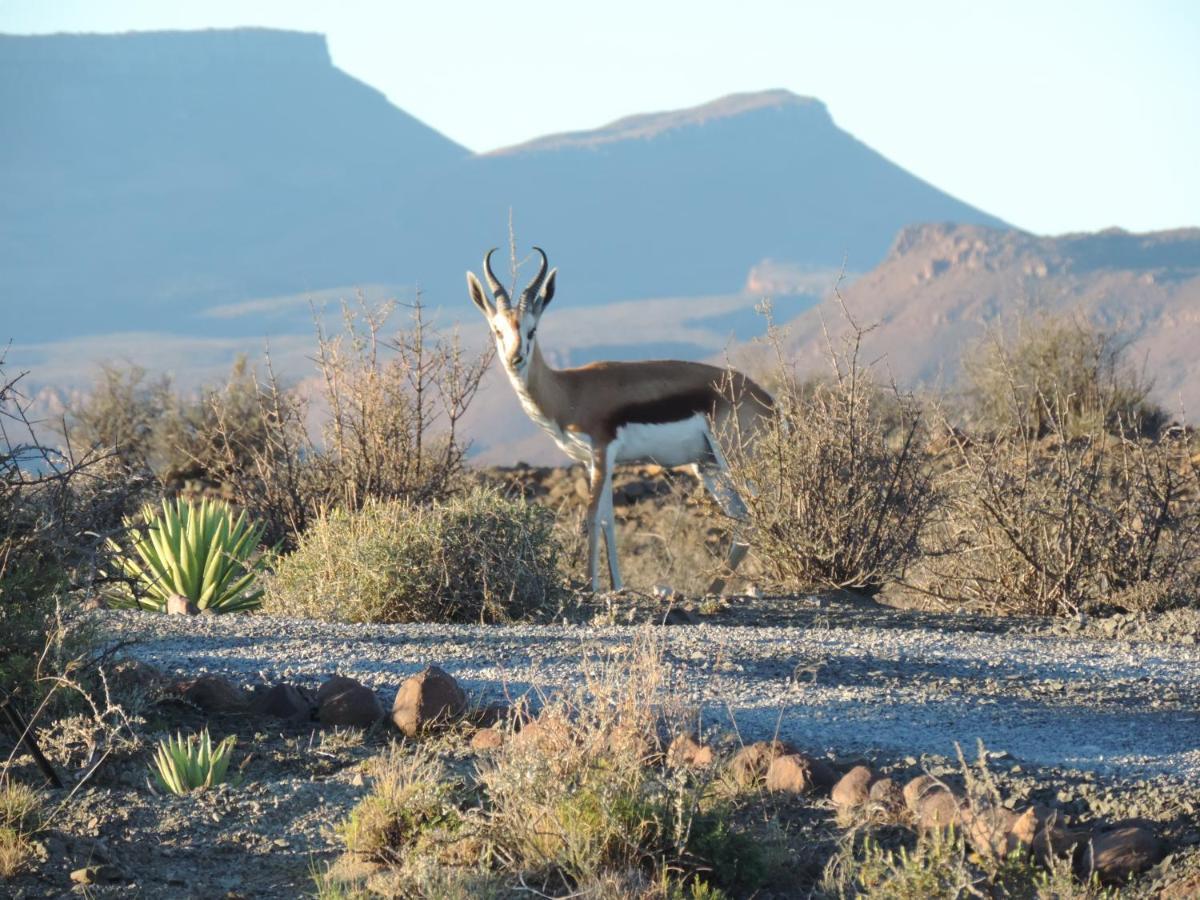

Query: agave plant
[
  {"left": 107, "top": 497, "right": 267, "bottom": 612},
  {"left": 151, "top": 728, "right": 237, "bottom": 795}
]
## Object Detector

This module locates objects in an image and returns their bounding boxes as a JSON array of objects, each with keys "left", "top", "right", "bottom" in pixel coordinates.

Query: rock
[
  {"left": 917, "top": 789, "right": 963, "bottom": 832},
  {"left": 70, "top": 864, "right": 120, "bottom": 884},
  {"left": 166, "top": 593, "right": 198, "bottom": 615},
  {"left": 765, "top": 753, "right": 834, "bottom": 794},
  {"left": 962, "top": 802, "right": 1023, "bottom": 858},
  {"left": 903, "top": 775, "right": 940, "bottom": 814},
  {"left": 868, "top": 777, "right": 906, "bottom": 817},
  {"left": 390, "top": 665, "right": 467, "bottom": 737},
  {"left": 179, "top": 674, "right": 247, "bottom": 713},
  {"left": 510, "top": 714, "right": 571, "bottom": 750},
  {"left": 469, "top": 703, "right": 510, "bottom": 728},
  {"left": 832, "top": 765, "right": 875, "bottom": 810},
  {"left": 248, "top": 683, "right": 315, "bottom": 722},
  {"left": 317, "top": 678, "right": 382, "bottom": 728},
  {"left": 606, "top": 724, "right": 657, "bottom": 763},
  {"left": 316, "top": 675, "right": 362, "bottom": 705},
  {"left": 1082, "top": 820, "right": 1167, "bottom": 886},
  {"left": 727, "top": 740, "right": 795, "bottom": 787},
  {"left": 470, "top": 727, "right": 505, "bottom": 751},
  {"left": 663, "top": 607, "right": 698, "bottom": 625},
  {"left": 108, "top": 659, "right": 165, "bottom": 695},
  {"left": 1160, "top": 873, "right": 1200, "bottom": 899},
  {"left": 666, "top": 735, "right": 715, "bottom": 769}
]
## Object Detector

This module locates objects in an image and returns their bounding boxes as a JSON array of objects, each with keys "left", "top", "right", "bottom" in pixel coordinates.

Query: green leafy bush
[
  {"left": 106, "top": 497, "right": 267, "bottom": 613},
  {"left": 151, "top": 728, "right": 238, "bottom": 795},
  {"left": 264, "top": 487, "right": 564, "bottom": 623}
]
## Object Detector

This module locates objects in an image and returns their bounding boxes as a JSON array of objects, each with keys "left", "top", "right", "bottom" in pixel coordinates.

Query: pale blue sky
[{"left": 3, "top": 0, "right": 1197, "bottom": 235}]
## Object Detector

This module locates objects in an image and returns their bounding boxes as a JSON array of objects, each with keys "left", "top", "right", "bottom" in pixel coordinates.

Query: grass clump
[
  {"left": 340, "top": 749, "right": 465, "bottom": 866},
  {"left": 265, "top": 486, "right": 565, "bottom": 623},
  {"left": 150, "top": 728, "right": 238, "bottom": 795},
  {"left": 106, "top": 497, "right": 268, "bottom": 613},
  {"left": 725, "top": 299, "right": 937, "bottom": 594},
  {"left": 0, "top": 779, "right": 43, "bottom": 878}
]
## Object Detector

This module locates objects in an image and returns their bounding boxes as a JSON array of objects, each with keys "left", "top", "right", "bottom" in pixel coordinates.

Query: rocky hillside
[{"left": 778, "top": 223, "right": 1200, "bottom": 413}]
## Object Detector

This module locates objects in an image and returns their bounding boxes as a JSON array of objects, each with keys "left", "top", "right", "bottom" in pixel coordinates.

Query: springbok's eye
[{"left": 528, "top": 328, "right": 537, "bottom": 340}]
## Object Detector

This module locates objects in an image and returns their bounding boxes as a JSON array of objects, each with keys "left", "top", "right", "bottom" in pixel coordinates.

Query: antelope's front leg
[{"left": 585, "top": 444, "right": 612, "bottom": 593}]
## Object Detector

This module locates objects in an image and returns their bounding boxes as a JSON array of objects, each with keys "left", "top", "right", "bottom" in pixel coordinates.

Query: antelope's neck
[{"left": 504, "top": 343, "right": 588, "bottom": 460}]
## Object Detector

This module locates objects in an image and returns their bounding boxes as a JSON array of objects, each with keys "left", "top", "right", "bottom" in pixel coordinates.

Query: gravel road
[{"left": 100, "top": 606, "right": 1200, "bottom": 783}]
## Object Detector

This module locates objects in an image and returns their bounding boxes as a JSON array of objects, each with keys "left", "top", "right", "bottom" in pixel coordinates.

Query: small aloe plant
[
  {"left": 107, "top": 497, "right": 268, "bottom": 613},
  {"left": 151, "top": 728, "right": 237, "bottom": 795}
]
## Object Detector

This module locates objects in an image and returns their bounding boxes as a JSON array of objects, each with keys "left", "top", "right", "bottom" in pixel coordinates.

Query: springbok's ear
[
  {"left": 466, "top": 271, "right": 493, "bottom": 316},
  {"left": 539, "top": 268, "right": 557, "bottom": 311}
]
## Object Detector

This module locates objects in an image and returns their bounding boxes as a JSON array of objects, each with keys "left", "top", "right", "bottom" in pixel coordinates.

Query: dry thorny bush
[
  {"left": 722, "top": 298, "right": 938, "bottom": 594},
  {"left": 66, "top": 296, "right": 490, "bottom": 548},
  {"left": 908, "top": 319, "right": 1200, "bottom": 617}
]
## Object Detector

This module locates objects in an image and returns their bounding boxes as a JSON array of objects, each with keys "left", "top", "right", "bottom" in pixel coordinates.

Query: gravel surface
[{"left": 99, "top": 606, "right": 1200, "bottom": 784}]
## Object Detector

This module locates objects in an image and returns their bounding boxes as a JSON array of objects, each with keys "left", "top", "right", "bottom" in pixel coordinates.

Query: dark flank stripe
[{"left": 602, "top": 388, "right": 716, "bottom": 438}]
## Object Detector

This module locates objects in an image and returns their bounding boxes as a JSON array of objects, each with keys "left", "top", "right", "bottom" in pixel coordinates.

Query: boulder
[
  {"left": 317, "top": 678, "right": 382, "bottom": 728},
  {"left": 390, "top": 665, "right": 467, "bottom": 737},
  {"left": 867, "top": 777, "right": 906, "bottom": 818},
  {"left": 832, "top": 765, "right": 875, "bottom": 810},
  {"left": 916, "top": 789, "right": 963, "bottom": 832},
  {"left": 903, "top": 774, "right": 940, "bottom": 814},
  {"left": 179, "top": 674, "right": 247, "bottom": 713},
  {"left": 1082, "top": 820, "right": 1167, "bottom": 885},
  {"left": 166, "top": 593, "right": 198, "bottom": 615},
  {"left": 666, "top": 735, "right": 715, "bottom": 769},
  {"left": 249, "top": 683, "right": 315, "bottom": 722},
  {"left": 727, "top": 740, "right": 796, "bottom": 787},
  {"left": 470, "top": 727, "right": 505, "bottom": 751},
  {"left": 765, "top": 753, "right": 835, "bottom": 794}
]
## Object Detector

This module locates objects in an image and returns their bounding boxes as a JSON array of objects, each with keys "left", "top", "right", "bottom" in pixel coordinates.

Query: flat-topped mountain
[
  {"left": 1, "top": 29, "right": 1003, "bottom": 346},
  {"left": 779, "top": 222, "right": 1200, "bottom": 413}
]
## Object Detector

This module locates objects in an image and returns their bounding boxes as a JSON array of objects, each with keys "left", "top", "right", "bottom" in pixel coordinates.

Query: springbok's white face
[{"left": 466, "top": 247, "right": 557, "bottom": 376}]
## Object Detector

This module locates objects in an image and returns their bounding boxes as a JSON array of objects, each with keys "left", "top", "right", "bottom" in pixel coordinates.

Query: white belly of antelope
[{"left": 612, "top": 414, "right": 711, "bottom": 467}]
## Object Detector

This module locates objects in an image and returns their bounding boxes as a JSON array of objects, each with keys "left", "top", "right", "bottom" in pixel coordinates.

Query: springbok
[{"left": 467, "top": 247, "right": 773, "bottom": 594}]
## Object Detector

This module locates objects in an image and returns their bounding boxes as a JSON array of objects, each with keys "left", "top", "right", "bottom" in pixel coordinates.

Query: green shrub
[
  {"left": 963, "top": 313, "right": 1167, "bottom": 439},
  {"left": 106, "top": 497, "right": 268, "bottom": 613},
  {"left": 150, "top": 728, "right": 238, "bottom": 795},
  {"left": 264, "top": 487, "right": 564, "bottom": 623}
]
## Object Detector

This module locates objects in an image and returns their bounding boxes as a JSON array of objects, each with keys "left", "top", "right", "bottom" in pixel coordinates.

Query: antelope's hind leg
[{"left": 697, "top": 433, "right": 750, "bottom": 595}]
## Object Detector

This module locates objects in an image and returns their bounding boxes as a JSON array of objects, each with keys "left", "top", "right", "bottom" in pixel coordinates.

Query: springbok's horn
[
  {"left": 519, "top": 247, "right": 549, "bottom": 312},
  {"left": 483, "top": 248, "right": 511, "bottom": 309}
]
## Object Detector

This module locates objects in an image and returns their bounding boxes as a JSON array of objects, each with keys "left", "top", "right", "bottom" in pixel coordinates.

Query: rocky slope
[{"left": 776, "top": 223, "right": 1200, "bottom": 412}]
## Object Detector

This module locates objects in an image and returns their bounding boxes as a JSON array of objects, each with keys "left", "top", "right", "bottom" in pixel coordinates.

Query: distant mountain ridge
[
  {"left": 777, "top": 222, "right": 1200, "bottom": 414},
  {"left": 1, "top": 28, "right": 1005, "bottom": 346}
]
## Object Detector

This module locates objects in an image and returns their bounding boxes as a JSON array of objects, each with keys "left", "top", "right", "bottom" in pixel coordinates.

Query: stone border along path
[{"left": 99, "top": 608, "right": 1200, "bottom": 783}]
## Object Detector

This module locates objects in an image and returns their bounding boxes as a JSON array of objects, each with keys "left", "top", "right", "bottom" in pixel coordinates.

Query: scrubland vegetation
[{"left": 2, "top": 299, "right": 1198, "bottom": 896}]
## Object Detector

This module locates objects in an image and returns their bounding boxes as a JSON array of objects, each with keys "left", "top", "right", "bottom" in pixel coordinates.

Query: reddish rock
[
  {"left": 179, "top": 674, "right": 247, "bottom": 713},
  {"left": 666, "top": 735, "right": 715, "bottom": 769},
  {"left": 727, "top": 740, "right": 796, "bottom": 787},
  {"left": 1082, "top": 821, "right": 1167, "bottom": 886},
  {"left": 317, "top": 678, "right": 382, "bottom": 728},
  {"left": 249, "top": 683, "right": 315, "bottom": 722},
  {"left": 832, "top": 765, "right": 875, "bottom": 810},
  {"left": 166, "top": 593, "right": 198, "bottom": 615},
  {"left": 765, "top": 753, "right": 832, "bottom": 794},
  {"left": 317, "top": 675, "right": 363, "bottom": 705},
  {"left": 962, "top": 803, "right": 1023, "bottom": 858},
  {"left": 391, "top": 665, "right": 467, "bottom": 737},
  {"left": 868, "top": 777, "right": 906, "bottom": 818},
  {"left": 470, "top": 727, "right": 505, "bottom": 751},
  {"left": 903, "top": 774, "right": 939, "bottom": 814},
  {"left": 1160, "top": 873, "right": 1200, "bottom": 899},
  {"left": 916, "top": 789, "right": 963, "bottom": 832}
]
